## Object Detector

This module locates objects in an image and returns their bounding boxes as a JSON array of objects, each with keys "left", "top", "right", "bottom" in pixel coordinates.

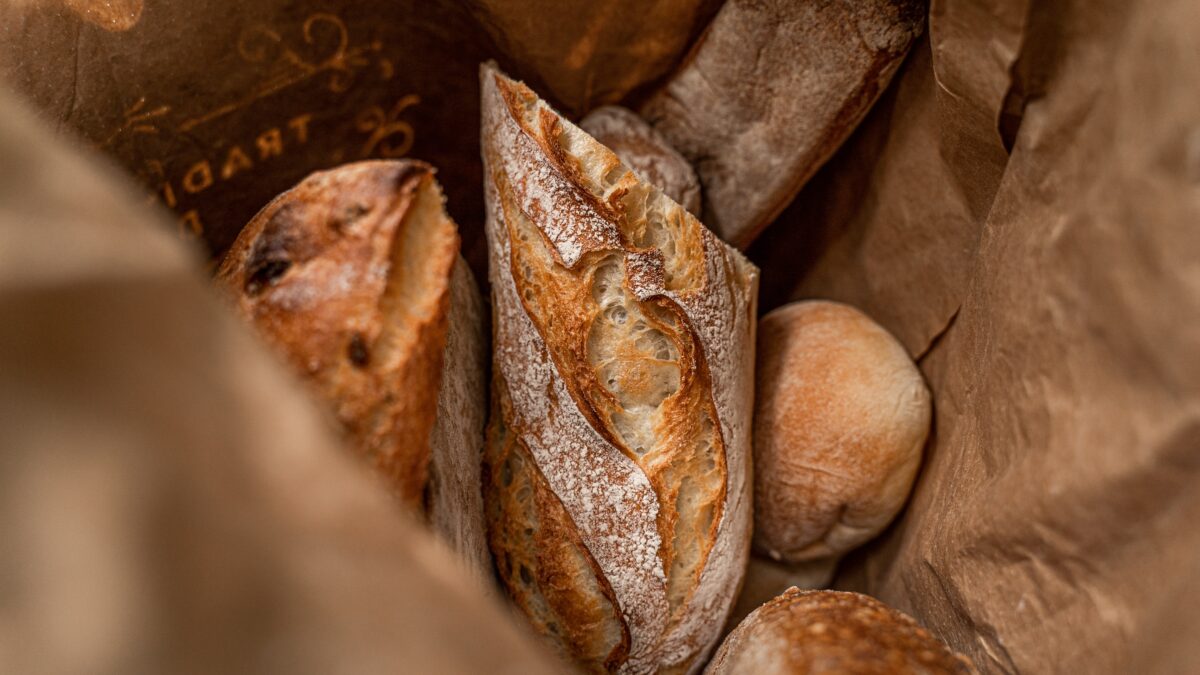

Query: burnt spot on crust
[
  {"left": 333, "top": 202, "right": 372, "bottom": 232},
  {"left": 347, "top": 332, "right": 371, "bottom": 367},
  {"left": 243, "top": 258, "right": 291, "bottom": 296},
  {"left": 242, "top": 203, "right": 304, "bottom": 296}
]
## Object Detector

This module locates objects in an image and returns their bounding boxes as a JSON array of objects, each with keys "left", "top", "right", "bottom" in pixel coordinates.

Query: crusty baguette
[
  {"left": 480, "top": 63, "right": 759, "bottom": 674},
  {"left": 753, "top": 301, "right": 929, "bottom": 563},
  {"left": 580, "top": 106, "right": 702, "bottom": 217},
  {"left": 642, "top": 0, "right": 925, "bottom": 248},
  {"left": 707, "top": 588, "right": 976, "bottom": 674},
  {"left": 214, "top": 160, "right": 489, "bottom": 574}
]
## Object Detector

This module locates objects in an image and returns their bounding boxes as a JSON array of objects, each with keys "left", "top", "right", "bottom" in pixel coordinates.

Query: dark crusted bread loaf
[
  {"left": 642, "top": 0, "right": 925, "bottom": 248},
  {"left": 707, "top": 589, "right": 977, "bottom": 674},
  {"left": 214, "top": 160, "right": 489, "bottom": 575},
  {"left": 480, "top": 63, "right": 758, "bottom": 674}
]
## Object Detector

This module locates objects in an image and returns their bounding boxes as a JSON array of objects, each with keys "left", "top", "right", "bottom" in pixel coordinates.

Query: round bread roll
[
  {"left": 754, "top": 300, "right": 930, "bottom": 562},
  {"left": 706, "top": 588, "right": 976, "bottom": 674}
]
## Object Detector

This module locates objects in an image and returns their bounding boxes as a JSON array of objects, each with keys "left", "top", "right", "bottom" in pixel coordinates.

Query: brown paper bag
[
  {"left": 0, "top": 0, "right": 497, "bottom": 271},
  {"left": 5, "top": 1, "right": 1200, "bottom": 672},
  {"left": 750, "top": 2, "right": 1200, "bottom": 673},
  {"left": 0, "top": 89, "right": 557, "bottom": 675}
]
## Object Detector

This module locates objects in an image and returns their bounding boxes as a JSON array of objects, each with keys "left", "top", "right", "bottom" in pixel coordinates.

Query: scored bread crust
[
  {"left": 481, "top": 63, "right": 758, "bottom": 674},
  {"left": 706, "top": 589, "right": 978, "bottom": 674},
  {"left": 214, "top": 161, "right": 485, "bottom": 564}
]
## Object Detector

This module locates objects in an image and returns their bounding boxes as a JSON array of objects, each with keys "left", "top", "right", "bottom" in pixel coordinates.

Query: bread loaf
[
  {"left": 754, "top": 301, "right": 929, "bottom": 563},
  {"left": 480, "top": 63, "right": 759, "bottom": 673},
  {"left": 642, "top": 0, "right": 925, "bottom": 247},
  {"left": 465, "top": 0, "right": 718, "bottom": 114},
  {"left": 214, "top": 160, "right": 489, "bottom": 574},
  {"left": 580, "top": 106, "right": 702, "bottom": 217},
  {"left": 706, "top": 589, "right": 977, "bottom": 674}
]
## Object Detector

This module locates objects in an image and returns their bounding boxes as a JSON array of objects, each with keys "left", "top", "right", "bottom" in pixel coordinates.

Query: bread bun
[
  {"left": 706, "top": 588, "right": 976, "bottom": 674},
  {"left": 215, "top": 160, "right": 489, "bottom": 575},
  {"left": 580, "top": 105, "right": 702, "bottom": 216},
  {"left": 753, "top": 301, "right": 929, "bottom": 563},
  {"left": 481, "top": 62, "right": 758, "bottom": 673}
]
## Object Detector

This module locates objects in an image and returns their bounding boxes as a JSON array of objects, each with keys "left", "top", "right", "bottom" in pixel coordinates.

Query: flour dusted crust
[
  {"left": 706, "top": 589, "right": 977, "bottom": 674},
  {"left": 642, "top": 0, "right": 925, "bottom": 248},
  {"left": 481, "top": 63, "right": 758, "bottom": 674},
  {"left": 215, "top": 161, "right": 489, "bottom": 576}
]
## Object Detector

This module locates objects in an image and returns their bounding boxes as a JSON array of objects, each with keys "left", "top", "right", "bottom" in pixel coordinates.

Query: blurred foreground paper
[{"left": 0, "top": 90, "right": 555, "bottom": 675}]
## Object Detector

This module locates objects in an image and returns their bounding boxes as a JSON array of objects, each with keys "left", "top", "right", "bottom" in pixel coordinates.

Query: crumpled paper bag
[
  {"left": 6, "top": 1, "right": 1200, "bottom": 672},
  {"left": 0, "top": 89, "right": 556, "bottom": 675},
  {"left": 749, "top": 2, "right": 1200, "bottom": 673}
]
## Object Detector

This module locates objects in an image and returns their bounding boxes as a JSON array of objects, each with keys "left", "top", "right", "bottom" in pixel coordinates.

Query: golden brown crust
[
  {"left": 485, "top": 376, "right": 630, "bottom": 672},
  {"left": 723, "top": 556, "right": 838, "bottom": 636},
  {"left": 214, "top": 160, "right": 459, "bottom": 511},
  {"left": 706, "top": 589, "right": 977, "bottom": 674},
  {"left": 753, "top": 301, "right": 929, "bottom": 563},
  {"left": 482, "top": 63, "right": 758, "bottom": 674},
  {"left": 642, "top": 0, "right": 925, "bottom": 248}
]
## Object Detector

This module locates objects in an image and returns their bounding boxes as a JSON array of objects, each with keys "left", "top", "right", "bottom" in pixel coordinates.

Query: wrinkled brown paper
[
  {"left": 750, "top": 2, "right": 1200, "bottom": 673},
  {"left": 0, "top": 90, "right": 557, "bottom": 675},
  {"left": 4, "top": 0, "right": 1200, "bottom": 673}
]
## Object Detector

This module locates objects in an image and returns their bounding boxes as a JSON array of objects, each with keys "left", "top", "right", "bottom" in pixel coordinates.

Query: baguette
[
  {"left": 642, "top": 0, "right": 925, "bottom": 248},
  {"left": 480, "top": 63, "right": 758, "bottom": 673},
  {"left": 707, "top": 588, "right": 976, "bottom": 674},
  {"left": 215, "top": 160, "right": 489, "bottom": 575}
]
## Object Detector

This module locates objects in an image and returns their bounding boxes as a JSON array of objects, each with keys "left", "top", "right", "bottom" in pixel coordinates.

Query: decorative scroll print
[
  {"left": 356, "top": 95, "right": 420, "bottom": 159},
  {"left": 174, "top": 13, "right": 383, "bottom": 132},
  {"left": 101, "top": 97, "right": 171, "bottom": 148},
  {"left": 100, "top": 12, "right": 409, "bottom": 146},
  {"left": 95, "top": 11, "right": 421, "bottom": 240}
]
